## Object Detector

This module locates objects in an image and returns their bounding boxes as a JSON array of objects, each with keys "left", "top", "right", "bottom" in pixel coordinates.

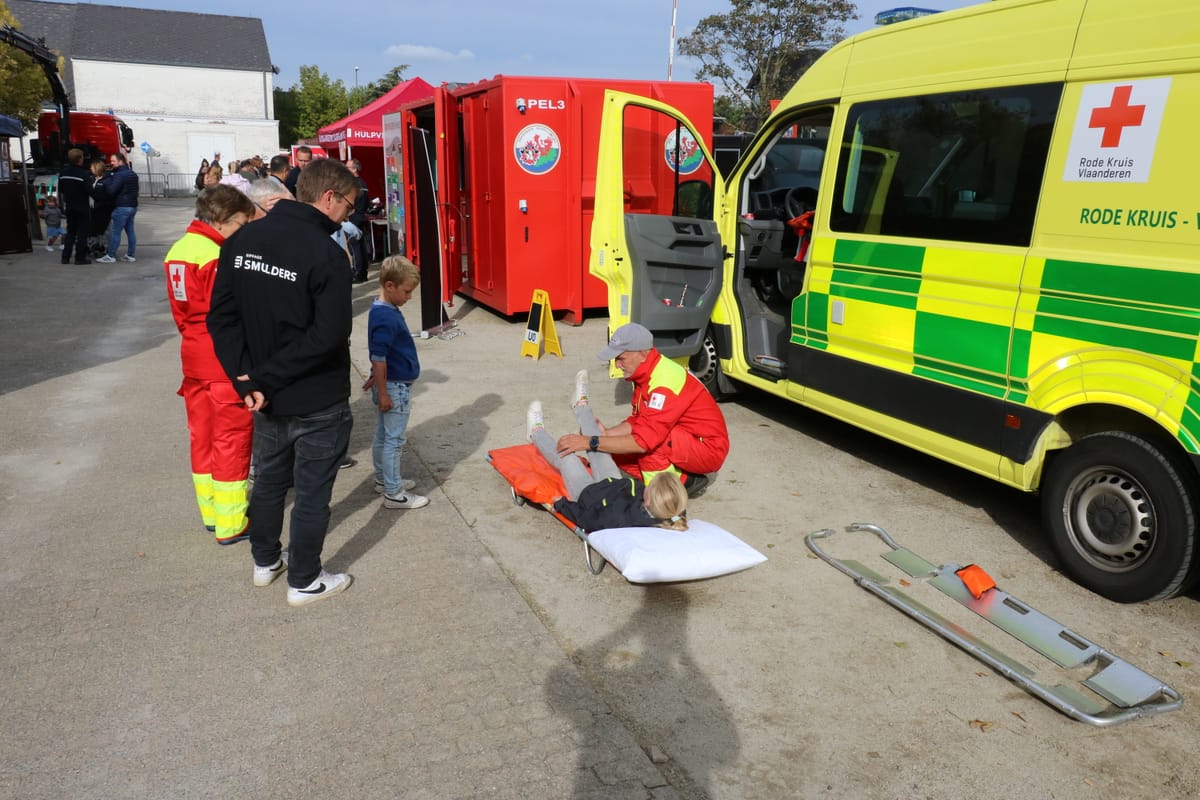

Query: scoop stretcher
[{"left": 806, "top": 523, "right": 1182, "bottom": 727}]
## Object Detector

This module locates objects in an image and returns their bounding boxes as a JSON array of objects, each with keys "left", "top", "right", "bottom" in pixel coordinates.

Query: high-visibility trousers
[{"left": 179, "top": 377, "right": 253, "bottom": 542}]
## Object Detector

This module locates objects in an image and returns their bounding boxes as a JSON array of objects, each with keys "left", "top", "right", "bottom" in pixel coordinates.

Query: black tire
[
  {"left": 1041, "top": 431, "right": 1198, "bottom": 602},
  {"left": 689, "top": 330, "right": 734, "bottom": 400}
]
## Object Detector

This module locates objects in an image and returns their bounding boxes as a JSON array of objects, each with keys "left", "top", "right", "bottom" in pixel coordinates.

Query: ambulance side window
[
  {"left": 830, "top": 83, "right": 1061, "bottom": 247},
  {"left": 621, "top": 106, "right": 714, "bottom": 218}
]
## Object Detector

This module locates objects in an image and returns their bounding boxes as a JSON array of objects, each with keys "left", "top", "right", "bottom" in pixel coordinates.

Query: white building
[{"left": 10, "top": 0, "right": 279, "bottom": 189}]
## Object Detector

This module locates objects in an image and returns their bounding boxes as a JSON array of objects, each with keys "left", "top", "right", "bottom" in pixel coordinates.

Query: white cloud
[{"left": 385, "top": 44, "right": 475, "bottom": 63}]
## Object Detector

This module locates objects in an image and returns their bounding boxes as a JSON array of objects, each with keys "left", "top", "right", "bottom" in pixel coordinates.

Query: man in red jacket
[
  {"left": 556, "top": 322, "right": 729, "bottom": 496},
  {"left": 163, "top": 185, "right": 255, "bottom": 543}
]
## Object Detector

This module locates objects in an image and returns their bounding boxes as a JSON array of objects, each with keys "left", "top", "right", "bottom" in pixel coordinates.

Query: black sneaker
[{"left": 682, "top": 472, "right": 710, "bottom": 498}]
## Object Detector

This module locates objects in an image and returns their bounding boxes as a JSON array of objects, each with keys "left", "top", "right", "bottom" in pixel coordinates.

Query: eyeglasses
[{"left": 333, "top": 192, "right": 355, "bottom": 213}]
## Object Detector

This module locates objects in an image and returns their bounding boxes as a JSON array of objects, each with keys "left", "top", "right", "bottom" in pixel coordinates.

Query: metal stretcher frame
[
  {"left": 805, "top": 523, "right": 1183, "bottom": 727},
  {"left": 486, "top": 445, "right": 608, "bottom": 575}
]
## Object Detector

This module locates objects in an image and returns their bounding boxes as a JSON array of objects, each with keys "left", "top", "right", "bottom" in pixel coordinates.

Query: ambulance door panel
[
  {"left": 590, "top": 91, "right": 724, "bottom": 357},
  {"left": 814, "top": 84, "right": 1059, "bottom": 467}
]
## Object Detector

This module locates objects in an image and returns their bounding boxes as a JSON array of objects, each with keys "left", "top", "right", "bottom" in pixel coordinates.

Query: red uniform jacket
[{"left": 164, "top": 220, "right": 229, "bottom": 383}]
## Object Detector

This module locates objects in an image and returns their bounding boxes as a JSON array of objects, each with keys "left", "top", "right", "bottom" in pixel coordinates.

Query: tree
[
  {"left": 678, "top": 0, "right": 856, "bottom": 129},
  {"left": 276, "top": 64, "right": 411, "bottom": 146},
  {"left": 0, "top": 2, "right": 60, "bottom": 129},
  {"left": 363, "top": 64, "right": 409, "bottom": 103},
  {"left": 273, "top": 86, "right": 300, "bottom": 147},
  {"left": 292, "top": 64, "right": 350, "bottom": 140}
]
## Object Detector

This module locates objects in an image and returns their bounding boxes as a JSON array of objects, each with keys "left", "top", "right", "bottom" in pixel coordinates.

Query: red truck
[{"left": 35, "top": 110, "right": 134, "bottom": 166}]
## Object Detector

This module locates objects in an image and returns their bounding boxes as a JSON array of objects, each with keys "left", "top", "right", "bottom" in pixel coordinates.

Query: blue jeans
[
  {"left": 108, "top": 205, "right": 137, "bottom": 257},
  {"left": 248, "top": 401, "right": 352, "bottom": 588},
  {"left": 371, "top": 381, "right": 412, "bottom": 494}
]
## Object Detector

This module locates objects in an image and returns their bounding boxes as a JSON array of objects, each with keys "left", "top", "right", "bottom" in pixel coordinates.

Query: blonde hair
[
  {"left": 645, "top": 473, "right": 688, "bottom": 530},
  {"left": 379, "top": 255, "right": 420, "bottom": 288}
]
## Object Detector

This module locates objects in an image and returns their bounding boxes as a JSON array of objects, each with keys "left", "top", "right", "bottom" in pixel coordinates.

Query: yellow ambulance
[{"left": 588, "top": 0, "right": 1200, "bottom": 602}]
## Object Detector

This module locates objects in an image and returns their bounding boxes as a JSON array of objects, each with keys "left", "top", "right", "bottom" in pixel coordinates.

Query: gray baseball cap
[{"left": 597, "top": 322, "right": 654, "bottom": 360}]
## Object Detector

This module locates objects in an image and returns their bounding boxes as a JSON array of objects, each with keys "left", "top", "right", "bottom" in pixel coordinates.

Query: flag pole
[{"left": 667, "top": 0, "right": 679, "bottom": 80}]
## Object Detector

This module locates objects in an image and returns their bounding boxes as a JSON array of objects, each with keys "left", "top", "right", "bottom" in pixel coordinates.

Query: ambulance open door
[{"left": 589, "top": 90, "right": 724, "bottom": 358}]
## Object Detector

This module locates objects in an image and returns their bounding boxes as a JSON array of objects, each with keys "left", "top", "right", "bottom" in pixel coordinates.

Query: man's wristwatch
[{"left": 588, "top": 435, "right": 600, "bottom": 452}]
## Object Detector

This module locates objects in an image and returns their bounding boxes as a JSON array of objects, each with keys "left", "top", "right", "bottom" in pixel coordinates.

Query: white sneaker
[
  {"left": 572, "top": 369, "right": 590, "bottom": 407},
  {"left": 382, "top": 491, "right": 429, "bottom": 509},
  {"left": 286, "top": 570, "right": 352, "bottom": 607},
  {"left": 57, "top": 245, "right": 64, "bottom": 250},
  {"left": 374, "top": 478, "right": 415, "bottom": 494},
  {"left": 526, "top": 400, "right": 544, "bottom": 441},
  {"left": 45, "top": 245, "right": 53, "bottom": 252},
  {"left": 253, "top": 554, "right": 288, "bottom": 587},
  {"left": 120, "top": 255, "right": 136, "bottom": 262},
  {"left": 96, "top": 255, "right": 116, "bottom": 263}
]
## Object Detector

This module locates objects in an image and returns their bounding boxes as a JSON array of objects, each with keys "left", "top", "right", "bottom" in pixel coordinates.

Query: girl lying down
[{"left": 526, "top": 399, "right": 688, "bottom": 533}]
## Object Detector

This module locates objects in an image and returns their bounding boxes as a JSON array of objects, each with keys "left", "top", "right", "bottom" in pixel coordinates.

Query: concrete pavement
[
  {"left": 2, "top": 198, "right": 1199, "bottom": 800},
  {"left": 0, "top": 199, "right": 674, "bottom": 799}
]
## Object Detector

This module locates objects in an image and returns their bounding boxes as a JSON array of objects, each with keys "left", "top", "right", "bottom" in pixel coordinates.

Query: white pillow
[{"left": 587, "top": 519, "right": 767, "bottom": 583}]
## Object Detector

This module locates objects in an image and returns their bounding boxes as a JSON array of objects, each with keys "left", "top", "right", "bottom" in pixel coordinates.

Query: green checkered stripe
[
  {"left": 792, "top": 243, "right": 1200, "bottom": 450},
  {"left": 1036, "top": 258, "right": 1200, "bottom": 451},
  {"left": 795, "top": 240, "right": 1012, "bottom": 399}
]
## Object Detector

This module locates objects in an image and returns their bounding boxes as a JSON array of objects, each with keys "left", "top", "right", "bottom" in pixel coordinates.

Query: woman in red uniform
[{"left": 163, "top": 184, "right": 255, "bottom": 544}]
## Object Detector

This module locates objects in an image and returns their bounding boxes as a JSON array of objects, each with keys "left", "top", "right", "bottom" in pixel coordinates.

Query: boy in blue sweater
[{"left": 364, "top": 256, "right": 429, "bottom": 509}]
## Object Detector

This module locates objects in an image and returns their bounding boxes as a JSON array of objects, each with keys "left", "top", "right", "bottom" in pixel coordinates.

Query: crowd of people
[
  {"left": 53, "top": 147, "right": 136, "bottom": 265},
  {"left": 158, "top": 150, "right": 730, "bottom": 609}
]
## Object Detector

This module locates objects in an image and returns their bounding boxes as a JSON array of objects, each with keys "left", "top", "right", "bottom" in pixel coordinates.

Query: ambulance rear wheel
[{"left": 1042, "top": 431, "right": 1198, "bottom": 603}]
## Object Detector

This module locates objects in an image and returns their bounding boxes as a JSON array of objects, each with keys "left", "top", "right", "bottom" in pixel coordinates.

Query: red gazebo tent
[{"left": 318, "top": 77, "right": 435, "bottom": 201}]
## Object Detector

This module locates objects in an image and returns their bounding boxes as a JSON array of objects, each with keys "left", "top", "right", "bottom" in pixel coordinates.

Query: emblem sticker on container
[
  {"left": 514, "top": 124, "right": 561, "bottom": 175},
  {"left": 664, "top": 128, "right": 703, "bottom": 175}
]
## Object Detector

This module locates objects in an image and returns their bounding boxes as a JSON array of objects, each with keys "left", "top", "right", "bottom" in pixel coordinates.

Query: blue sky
[{"left": 69, "top": 0, "right": 980, "bottom": 89}]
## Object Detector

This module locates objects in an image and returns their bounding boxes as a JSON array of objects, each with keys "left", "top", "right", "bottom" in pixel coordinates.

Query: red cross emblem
[
  {"left": 168, "top": 262, "right": 187, "bottom": 300},
  {"left": 1088, "top": 85, "right": 1145, "bottom": 148}
]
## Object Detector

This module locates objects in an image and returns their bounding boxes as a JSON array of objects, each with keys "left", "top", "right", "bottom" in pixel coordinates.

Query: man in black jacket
[
  {"left": 57, "top": 148, "right": 93, "bottom": 265},
  {"left": 283, "top": 145, "right": 311, "bottom": 196},
  {"left": 208, "top": 158, "right": 359, "bottom": 607}
]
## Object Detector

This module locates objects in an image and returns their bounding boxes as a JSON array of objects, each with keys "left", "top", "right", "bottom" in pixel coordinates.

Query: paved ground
[{"left": 2, "top": 198, "right": 1199, "bottom": 799}]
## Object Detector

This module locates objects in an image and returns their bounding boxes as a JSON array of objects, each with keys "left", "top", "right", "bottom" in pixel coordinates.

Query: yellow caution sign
[{"left": 520, "top": 289, "right": 563, "bottom": 359}]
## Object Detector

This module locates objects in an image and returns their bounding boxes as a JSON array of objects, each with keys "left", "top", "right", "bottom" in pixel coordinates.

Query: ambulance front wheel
[
  {"left": 690, "top": 331, "right": 736, "bottom": 400},
  {"left": 1042, "top": 431, "right": 1198, "bottom": 603}
]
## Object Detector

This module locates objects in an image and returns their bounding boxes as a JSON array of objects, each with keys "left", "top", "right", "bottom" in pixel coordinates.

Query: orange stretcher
[{"left": 487, "top": 443, "right": 607, "bottom": 574}]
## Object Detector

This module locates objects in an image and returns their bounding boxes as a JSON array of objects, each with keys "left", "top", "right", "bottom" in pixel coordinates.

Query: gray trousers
[{"left": 530, "top": 405, "right": 621, "bottom": 500}]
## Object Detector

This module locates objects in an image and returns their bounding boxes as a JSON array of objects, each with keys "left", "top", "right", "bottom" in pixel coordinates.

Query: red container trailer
[{"left": 400, "top": 75, "right": 713, "bottom": 323}]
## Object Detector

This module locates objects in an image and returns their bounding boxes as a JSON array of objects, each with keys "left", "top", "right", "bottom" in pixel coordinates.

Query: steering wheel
[{"left": 784, "top": 186, "right": 816, "bottom": 218}]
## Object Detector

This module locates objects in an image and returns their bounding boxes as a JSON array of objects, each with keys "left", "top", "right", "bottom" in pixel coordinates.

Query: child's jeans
[{"left": 372, "top": 380, "right": 412, "bottom": 495}]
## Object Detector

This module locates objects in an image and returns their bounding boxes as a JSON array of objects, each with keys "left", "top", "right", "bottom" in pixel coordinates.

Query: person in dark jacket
[
  {"left": 88, "top": 159, "right": 115, "bottom": 257},
  {"left": 207, "top": 157, "right": 359, "bottom": 608},
  {"left": 283, "top": 145, "right": 312, "bottom": 196},
  {"left": 194, "top": 158, "right": 210, "bottom": 191},
  {"left": 525, "top": 399, "right": 689, "bottom": 532},
  {"left": 96, "top": 152, "right": 139, "bottom": 263},
  {"left": 346, "top": 158, "right": 370, "bottom": 283},
  {"left": 553, "top": 473, "right": 689, "bottom": 533},
  {"left": 57, "top": 148, "right": 93, "bottom": 265}
]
